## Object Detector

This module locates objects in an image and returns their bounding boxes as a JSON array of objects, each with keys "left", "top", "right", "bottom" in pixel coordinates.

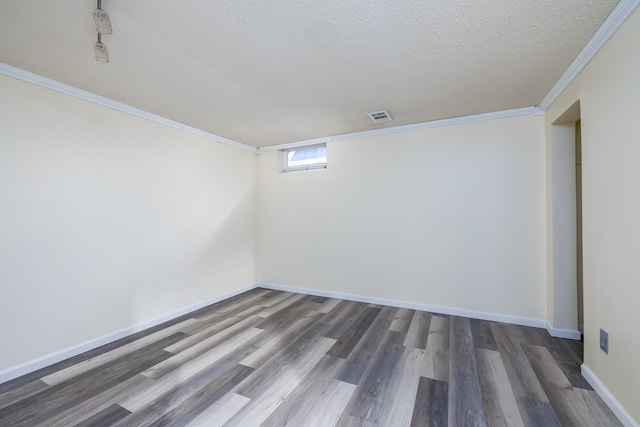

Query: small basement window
[{"left": 282, "top": 144, "right": 327, "bottom": 172}]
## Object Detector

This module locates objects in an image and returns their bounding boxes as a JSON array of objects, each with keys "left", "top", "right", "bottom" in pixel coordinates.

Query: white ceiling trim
[
  {"left": 539, "top": 0, "right": 640, "bottom": 111},
  {"left": 3, "top": 0, "right": 635, "bottom": 154},
  {"left": 255, "top": 136, "right": 332, "bottom": 153},
  {"left": 0, "top": 62, "right": 255, "bottom": 152},
  {"left": 258, "top": 106, "right": 540, "bottom": 152}
]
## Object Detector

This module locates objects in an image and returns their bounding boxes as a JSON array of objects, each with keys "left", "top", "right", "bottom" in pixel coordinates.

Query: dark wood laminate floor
[{"left": 0, "top": 289, "right": 622, "bottom": 426}]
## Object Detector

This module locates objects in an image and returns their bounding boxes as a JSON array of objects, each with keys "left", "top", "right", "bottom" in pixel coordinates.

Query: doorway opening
[
  {"left": 575, "top": 120, "right": 583, "bottom": 335},
  {"left": 548, "top": 100, "right": 582, "bottom": 343}
]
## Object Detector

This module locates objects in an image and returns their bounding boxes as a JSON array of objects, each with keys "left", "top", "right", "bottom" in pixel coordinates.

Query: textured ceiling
[{"left": 0, "top": 1, "right": 619, "bottom": 147}]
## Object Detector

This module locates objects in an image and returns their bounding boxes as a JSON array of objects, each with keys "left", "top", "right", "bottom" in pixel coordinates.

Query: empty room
[{"left": 1, "top": 1, "right": 639, "bottom": 426}]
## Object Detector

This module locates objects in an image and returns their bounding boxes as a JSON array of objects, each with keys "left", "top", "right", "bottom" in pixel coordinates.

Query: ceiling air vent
[{"left": 368, "top": 110, "right": 393, "bottom": 123}]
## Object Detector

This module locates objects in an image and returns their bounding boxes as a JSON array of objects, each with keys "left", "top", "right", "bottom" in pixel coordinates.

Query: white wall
[
  {"left": 257, "top": 114, "right": 547, "bottom": 321},
  {"left": 545, "top": 8, "right": 640, "bottom": 423},
  {"left": 0, "top": 75, "right": 256, "bottom": 374}
]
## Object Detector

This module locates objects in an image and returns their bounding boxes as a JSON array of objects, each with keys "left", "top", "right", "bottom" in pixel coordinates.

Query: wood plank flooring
[{"left": 0, "top": 288, "right": 622, "bottom": 426}]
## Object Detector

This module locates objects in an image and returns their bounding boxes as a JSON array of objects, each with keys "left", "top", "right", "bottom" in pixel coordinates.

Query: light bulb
[
  {"left": 94, "top": 39, "right": 109, "bottom": 63},
  {"left": 93, "top": 7, "right": 112, "bottom": 34}
]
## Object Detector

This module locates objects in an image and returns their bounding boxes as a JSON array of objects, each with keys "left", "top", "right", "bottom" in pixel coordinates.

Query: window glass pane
[{"left": 286, "top": 145, "right": 326, "bottom": 168}]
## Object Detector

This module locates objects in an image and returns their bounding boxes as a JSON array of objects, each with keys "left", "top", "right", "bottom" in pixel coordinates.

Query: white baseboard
[
  {"left": 546, "top": 323, "right": 582, "bottom": 340},
  {"left": 581, "top": 364, "right": 640, "bottom": 427},
  {"left": 258, "top": 282, "right": 547, "bottom": 329},
  {"left": 0, "top": 280, "right": 588, "bottom": 388},
  {"left": 0, "top": 283, "right": 258, "bottom": 385}
]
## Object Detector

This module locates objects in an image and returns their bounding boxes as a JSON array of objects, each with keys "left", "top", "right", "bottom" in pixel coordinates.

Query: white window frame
[{"left": 280, "top": 143, "right": 327, "bottom": 172}]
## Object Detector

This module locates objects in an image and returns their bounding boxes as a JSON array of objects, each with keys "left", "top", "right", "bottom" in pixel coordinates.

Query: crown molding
[
  {"left": 533, "top": 106, "right": 546, "bottom": 116},
  {"left": 0, "top": 62, "right": 256, "bottom": 152},
  {"left": 4, "top": 1, "right": 637, "bottom": 153},
  {"left": 257, "top": 136, "right": 332, "bottom": 153},
  {"left": 331, "top": 106, "right": 536, "bottom": 142},
  {"left": 1, "top": 61, "right": 534, "bottom": 154},
  {"left": 259, "top": 106, "right": 537, "bottom": 152},
  {"left": 538, "top": 0, "right": 640, "bottom": 111}
]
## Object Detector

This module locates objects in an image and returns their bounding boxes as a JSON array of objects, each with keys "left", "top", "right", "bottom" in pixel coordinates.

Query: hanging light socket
[
  {"left": 94, "top": 33, "right": 109, "bottom": 63},
  {"left": 93, "top": 0, "right": 112, "bottom": 34},
  {"left": 92, "top": 0, "right": 111, "bottom": 62}
]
